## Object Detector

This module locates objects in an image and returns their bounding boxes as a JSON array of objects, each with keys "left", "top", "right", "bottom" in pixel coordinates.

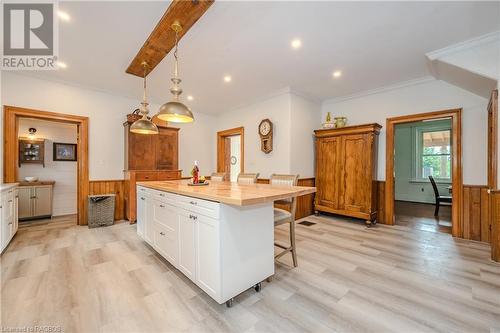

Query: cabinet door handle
[
  {"left": 160, "top": 232, "right": 165, "bottom": 236},
  {"left": 140, "top": 197, "right": 145, "bottom": 201},
  {"left": 189, "top": 201, "right": 197, "bottom": 205},
  {"left": 8, "top": 222, "right": 12, "bottom": 225},
  {"left": 159, "top": 193, "right": 165, "bottom": 197},
  {"left": 159, "top": 204, "right": 165, "bottom": 208},
  {"left": 189, "top": 214, "right": 197, "bottom": 220},
  {"left": 8, "top": 200, "right": 12, "bottom": 203}
]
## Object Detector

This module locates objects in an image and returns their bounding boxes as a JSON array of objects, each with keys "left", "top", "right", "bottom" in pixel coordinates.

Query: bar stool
[
  {"left": 237, "top": 173, "right": 259, "bottom": 184},
  {"left": 210, "top": 172, "right": 226, "bottom": 182},
  {"left": 270, "top": 174, "right": 299, "bottom": 267}
]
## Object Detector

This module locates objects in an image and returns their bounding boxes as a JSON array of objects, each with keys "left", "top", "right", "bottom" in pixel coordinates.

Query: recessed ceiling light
[
  {"left": 187, "top": 95, "right": 194, "bottom": 101},
  {"left": 56, "top": 61, "right": 67, "bottom": 69},
  {"left": 332, "top": 70, "right": 342, "bottom": 78},
  {"left": 58, "top": 10, "right": 71, "bottom": 22},
  {"left": 223, "top": 75, "right": 232, "bottom": 83},
  {"left": 291, "top": 39, "right": 302, "bottom": 49}
]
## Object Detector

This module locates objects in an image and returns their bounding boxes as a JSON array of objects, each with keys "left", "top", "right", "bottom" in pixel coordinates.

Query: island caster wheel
[
  {"left": 314, "top": 210, "right": 320, "bottom": 216},
  {"left": 365, "top": 220, "right": 372, "bottom": 228},
  {"left": 226, "top": 298, "right": 234, "bottom": 308},
  {"left": 254, "top": 282, "right": 262, "bottom": 292}
]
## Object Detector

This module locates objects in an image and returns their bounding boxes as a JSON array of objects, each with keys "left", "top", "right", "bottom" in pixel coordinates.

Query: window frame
[{"left": 413, "top": 124, "right": 452, "bottom": 183}]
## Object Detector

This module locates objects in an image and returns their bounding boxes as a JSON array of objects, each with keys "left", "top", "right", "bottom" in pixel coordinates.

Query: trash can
[{"left": 87, "top": 194, "right": 116, "bottom": 228}]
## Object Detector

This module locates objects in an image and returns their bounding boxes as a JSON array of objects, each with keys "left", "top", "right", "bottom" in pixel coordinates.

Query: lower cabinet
[
  {"left": 136, "top": 185, "right": 274, "bottom": 305},
  {"left": 1, "top": 185, "right": 19, "bottom": 253},
  {"left": 18, "top": 185, "right": 53, "bottom": 220},
  {"left": 137, "top": 186, "right": 221, "bottom": 301}
]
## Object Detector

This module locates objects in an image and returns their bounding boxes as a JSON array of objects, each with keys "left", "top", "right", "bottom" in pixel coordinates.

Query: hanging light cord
[{"left": 173, "top": 28, "right": 179, "bottom": 78}]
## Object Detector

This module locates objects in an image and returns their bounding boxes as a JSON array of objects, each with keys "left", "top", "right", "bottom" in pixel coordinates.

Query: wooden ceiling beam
[{"left": 126, "top": 0, "right": 214, "bottom": 77}]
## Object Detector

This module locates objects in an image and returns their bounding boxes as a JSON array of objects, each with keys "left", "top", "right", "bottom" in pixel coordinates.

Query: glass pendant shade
[
  {"left": 157, "top": 101, "right": 194, "bottom": 123},
  {"left": 130, "top": 114, "right": 159, "bottom": 134}
]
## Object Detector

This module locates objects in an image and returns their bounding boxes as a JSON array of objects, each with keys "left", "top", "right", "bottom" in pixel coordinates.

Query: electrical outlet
[{"left": 421, "top": 188, "right": 424, "bottom": 192}]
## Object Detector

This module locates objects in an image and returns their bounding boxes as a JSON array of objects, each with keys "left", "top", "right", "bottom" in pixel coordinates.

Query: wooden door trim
[
  {"left": 217, "top": 127, "right": 244, "bottom": 176},
  {"left": 488, "top": 89, "right": 498, "bottom": 190},
  {"left": 385, "top": 108, "right": 462, "bottom": 237},
  {"left": 4, "top": 105, "right": 89, "bottom": 226}
]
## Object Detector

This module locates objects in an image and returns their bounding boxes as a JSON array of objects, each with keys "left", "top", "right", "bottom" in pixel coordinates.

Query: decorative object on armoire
[
  {"left": 157, "top": 21, "right": 194, "bottom": 123},
  {"left": 322, "top": 112, "right": 335, "bottom": 129},
  {"left": 334, "top": 116, "right": 347, "bottom": 128},
  {"left": 127, "top": 109, "right": 142, "bottom": 123},
  {"left": 314, "top": 123, "right": 381, "bottom": 226},
  {"left": 124, "top": 120, "right": 181, "bottom": 222},
  {"left": 258, "top": 119, "right": 273, "bottom": 154},
  {"left": 19, "top": 138, "right": 45, "bottom": 167},
  {"left": 130, "top": 61, "right": 159, "bottom": 135},
  {"left": 53, "top": 142, "right": 77, "bottom": 161},
  {"left": 18, "top": 182, "right": 54, "bottom": 220}
]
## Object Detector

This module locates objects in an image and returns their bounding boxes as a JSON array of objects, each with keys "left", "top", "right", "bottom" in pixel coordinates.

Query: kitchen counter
[
  {"left": 18, "top": 180, "right": 55, "bottom": 186},
  {"left": 136, "top": 179, "right": 316, "bottom": 206},
  {"left": 0, "top": 183, "right": 19, "bottom": 192}
]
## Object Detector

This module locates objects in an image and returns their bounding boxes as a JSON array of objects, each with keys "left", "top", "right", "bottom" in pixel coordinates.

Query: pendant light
[
  {"left": 156, "top": 21, "right": 194, "bottom": 123},
  {"left": 130, "top": 62, "right": 159, "bottom": 134}
]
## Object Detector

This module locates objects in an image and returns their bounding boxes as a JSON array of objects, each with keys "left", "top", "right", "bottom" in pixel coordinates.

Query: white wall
[
  {"left": 1, "top": 72, "right": 215, "bottom": 181},
  {"left": 322, "top": 79, "right": 489, "bottom": 185},
  {"left": 215, "top": 92, "right": 292, "bottom": 178},
  {"left": 18, "top": 118, "right": 77, "bottom": 216},
  {"left": 290, "top": 94, "right": 321, "bottom": 178}
]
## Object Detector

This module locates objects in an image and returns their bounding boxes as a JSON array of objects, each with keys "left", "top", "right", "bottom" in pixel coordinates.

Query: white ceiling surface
[{"left": 20, "top": 1, "right": 500, "bottom": 115}]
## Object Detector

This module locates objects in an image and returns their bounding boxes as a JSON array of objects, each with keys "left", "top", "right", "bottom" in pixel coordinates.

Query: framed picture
[{"left": 53, "top": 142, "right": 77, "bottom": 161}]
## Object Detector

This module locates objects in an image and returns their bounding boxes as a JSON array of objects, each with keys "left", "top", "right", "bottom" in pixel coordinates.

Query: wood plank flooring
[
  {"left": 2, "top": 214, "right": 499, "bottom": 332},
  {"left": 395, "top": 200, "right": 452, "bottom": 234}
]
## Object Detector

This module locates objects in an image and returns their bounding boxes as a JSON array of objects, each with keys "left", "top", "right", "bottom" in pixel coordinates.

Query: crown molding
[
  {"left": 322, "top": 76, "right": 436, "bottom": 105},
  {"left": 426, "top": 31, "right": 500, "bottom": 61}
]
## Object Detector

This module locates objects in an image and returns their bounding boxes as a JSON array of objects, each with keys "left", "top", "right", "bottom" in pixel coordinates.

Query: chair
[
  {"left": 210, "top": 172, "right": 226, "bottom": 182},
  {"left": 237, "top": 173, "right": 259, "bottom": 184},
  {"left": 270, "top": 174, "right": 299, "bottom": 267},
  {"left": 429, "top": 176, "right": 452, "bottom": 216}
]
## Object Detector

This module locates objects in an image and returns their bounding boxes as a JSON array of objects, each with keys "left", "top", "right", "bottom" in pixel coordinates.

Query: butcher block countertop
[
  {"left": 137, "top": 180, "right": 316, "bottom": 206},
  {"left": 18, "top": 180, "right": 56, "bottom": 186}
]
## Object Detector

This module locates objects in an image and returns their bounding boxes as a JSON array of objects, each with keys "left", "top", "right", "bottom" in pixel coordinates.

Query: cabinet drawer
[
  {"left": 136, "top": 172, "right": 158, "bottom": 181},
  {"left": 153, "top": 219, "right": 178, "bottom": 265},
  {"left": 158, "top": 171, "right": 180, "bottom": 180},
  {"left": 177, "top": 196, "right": 220, "bottom": 219}
]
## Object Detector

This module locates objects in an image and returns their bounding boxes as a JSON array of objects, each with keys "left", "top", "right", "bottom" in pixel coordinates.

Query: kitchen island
[{"left": 136, "top": 179, "right": 316, "bottom": 307}]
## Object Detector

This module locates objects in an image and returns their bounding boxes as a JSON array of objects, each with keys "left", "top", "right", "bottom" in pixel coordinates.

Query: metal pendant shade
[
  {"left": 157, "top": 22, "right": 194, "bottom": 123},
  {"left": 130, "top": 62, "right": 158, "bottom": 135}
]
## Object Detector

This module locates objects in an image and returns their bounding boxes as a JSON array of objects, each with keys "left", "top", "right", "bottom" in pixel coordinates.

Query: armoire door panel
[
  {"left": 340, "top": 134, "right": 370, "bottom": 213},
  {"left": 129, "top": 133, "right": 157, "bottom": 170},
  {"left": 315, "top": 137, "right": 341, "bottom": 209},
  {"left": 156, "top": 128, "right": 179, "bottom": 170}
]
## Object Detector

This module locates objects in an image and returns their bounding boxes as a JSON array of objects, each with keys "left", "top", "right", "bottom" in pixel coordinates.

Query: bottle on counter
[{"left": 191, "top": 160, "right": 200, "bottom": 184}]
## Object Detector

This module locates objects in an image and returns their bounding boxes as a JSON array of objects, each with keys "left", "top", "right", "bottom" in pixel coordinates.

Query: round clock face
[{"left": 259, "top": 121, "right": 271, "bottom": 136}]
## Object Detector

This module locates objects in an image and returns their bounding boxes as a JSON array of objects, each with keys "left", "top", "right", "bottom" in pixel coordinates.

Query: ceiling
[{"left": 21, "top": 1, "right": 500, "bottom": 115}]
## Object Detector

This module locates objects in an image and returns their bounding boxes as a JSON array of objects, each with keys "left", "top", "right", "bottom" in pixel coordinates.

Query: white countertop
[{"left": 0, "top": 183, "right": 19, "bottom": 192}]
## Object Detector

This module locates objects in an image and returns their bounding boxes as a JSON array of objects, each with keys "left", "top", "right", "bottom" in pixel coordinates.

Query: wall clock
[{"left": 258, "top": 119, "right": 273, "bottom": 154}]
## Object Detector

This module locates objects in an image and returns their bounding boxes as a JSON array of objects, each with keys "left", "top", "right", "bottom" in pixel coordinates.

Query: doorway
[
  {"left": 386, "top": 109, "right": 462, "bottom": 237},
  {"left": 217, "top": 127, "right": 244, "bottom": 181},
  {"left": 4, "top": 106, "right": 89, "bottom": 226},
  {"left": 393, "top": 118, "right": 452, "bottom": 233}
]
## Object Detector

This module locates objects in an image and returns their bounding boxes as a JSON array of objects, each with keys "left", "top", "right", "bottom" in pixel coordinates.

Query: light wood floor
[{"left": 2, "top": 214, "right": 499, "bottom": 332}]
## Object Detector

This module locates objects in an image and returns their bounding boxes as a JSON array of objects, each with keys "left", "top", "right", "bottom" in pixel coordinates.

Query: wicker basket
[
  {"left": 127, "top": 109, "right": 142, "bottom": 123},
  {"left": 87, "top": 194, "right": 116, "bottom": 228}
]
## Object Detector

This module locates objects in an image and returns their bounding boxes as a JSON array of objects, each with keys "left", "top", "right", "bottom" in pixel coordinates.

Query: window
[{"left": 418, "top": 129, "right": 451, "bottom": 180}]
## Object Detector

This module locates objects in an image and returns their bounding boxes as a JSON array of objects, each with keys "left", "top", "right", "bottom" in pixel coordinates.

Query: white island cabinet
[
  {"left": 136, "top": 180, "right": 316, "bottom": 307},
  {"left": 136, "top": 185, "right": 275, "bottom": 306}
]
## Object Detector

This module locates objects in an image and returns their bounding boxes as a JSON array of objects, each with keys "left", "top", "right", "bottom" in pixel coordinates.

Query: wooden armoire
[
  {"left": 124, "top": 121, "right": 181, "bottom": 222},
  {"left": 314, "top": 123, "right": 381, "bottom": 226}
]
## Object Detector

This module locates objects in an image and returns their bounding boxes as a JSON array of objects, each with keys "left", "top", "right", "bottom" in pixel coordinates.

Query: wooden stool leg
[{"left": 290, "top": 220, "right": 297, "bottom": 267}]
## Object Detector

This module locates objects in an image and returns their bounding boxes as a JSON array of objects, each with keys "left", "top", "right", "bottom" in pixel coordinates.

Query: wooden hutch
[{"left": 124, "top": 121, "right": 181, "bottom": 222}]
